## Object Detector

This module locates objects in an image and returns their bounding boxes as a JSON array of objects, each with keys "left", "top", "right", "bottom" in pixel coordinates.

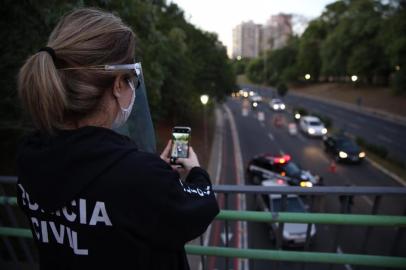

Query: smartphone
[{"left": 170, "top": 126, "right": 191, "bottom": 164}]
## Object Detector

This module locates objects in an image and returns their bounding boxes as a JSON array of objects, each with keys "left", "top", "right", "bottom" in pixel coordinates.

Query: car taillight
[
  {"left": 277, "top": 179, "right": 285, "bottom": 185},
  {"left": 274, "top": 155, "right": 291, "bottom": 164}
]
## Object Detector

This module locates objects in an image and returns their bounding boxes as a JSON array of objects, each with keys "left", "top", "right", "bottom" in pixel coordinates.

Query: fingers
[
  {"left": 175, "top": 157, "right": 187, "bottom": 167},
  {"left": 160, "top": 140, "right": 172, "bottom": 160}
]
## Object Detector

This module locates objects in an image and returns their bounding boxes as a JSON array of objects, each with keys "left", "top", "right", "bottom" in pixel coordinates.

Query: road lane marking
[
  {"left": 348, "top": 123, "right": 360, "bottom": 129},
  {"left": 268, "top": 133, "right": 274, "bottom": 141},
  {"left": 361, "top": 195, "right": 373, "bottom": 207},
  {"left": 201, "top": 108, "right": 224, "bottom": 270},
  {"left": 366, "top": 157, "right": 406, "bottom": 186},
  {"left": 297, "top": 134, "right": 306, "bottom": 143},
  {"left": 356, "top": 116, "right": 366, "bottom": 123},
  {"left": 337, "top": 246, "right": 353, "bottom": 270},
  {"left": 224, "top": 104, "right": 249, "bottom": 270},
  {"left": 378, "top": 134, "right": 393, "bottom": 143},
  {"left": 384, "top": 126, "right": 398, "bottom": 134}
]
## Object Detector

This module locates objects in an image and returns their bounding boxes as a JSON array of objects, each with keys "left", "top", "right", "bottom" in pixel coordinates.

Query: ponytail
[
  {"left": 18, "top": 50, "right": 67, "bottom": 133},
  {"left": 17, "top": 8, "right": 135, "bottom": 134}
]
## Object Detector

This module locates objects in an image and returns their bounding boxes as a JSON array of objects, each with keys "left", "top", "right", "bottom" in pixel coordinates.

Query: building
[
  {"left": 232, "top": 14, "right": 293, "bottom": 59},
  {"left": 265, "top": 13, "right": 293, "bottom": 50},
  {"left": 232, "top": 21, "right": 261, "bottom": 59}
]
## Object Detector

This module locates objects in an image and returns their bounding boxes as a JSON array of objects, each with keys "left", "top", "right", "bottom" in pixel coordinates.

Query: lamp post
[{"left": 200, "top": 95, "right": 209, "bottom": 163}]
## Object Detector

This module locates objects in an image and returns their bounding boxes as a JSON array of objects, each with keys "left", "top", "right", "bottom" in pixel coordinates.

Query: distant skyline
[{"left": 170, "top": 0, "right": 336, "bottom": 55}]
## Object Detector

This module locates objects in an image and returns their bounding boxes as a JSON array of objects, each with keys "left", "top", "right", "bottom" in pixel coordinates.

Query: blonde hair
[{"left": 18, "top": 8, "right": 135, "bottom": 133}]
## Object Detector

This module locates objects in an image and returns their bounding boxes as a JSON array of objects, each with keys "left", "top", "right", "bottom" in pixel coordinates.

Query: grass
[{"left": 290, "top": 82, "right": 406, "bottom": 118}]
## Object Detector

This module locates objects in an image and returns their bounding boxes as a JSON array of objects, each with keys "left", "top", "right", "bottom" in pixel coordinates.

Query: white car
[
  {"left": 269, "top": 99, "right": 286, "bottom": 111},
  {"left": 299, "top": 116, "right": 327, "bottom": 137},
  {"left": 256, "top": 180, "right": 317, "bottom": 246}
]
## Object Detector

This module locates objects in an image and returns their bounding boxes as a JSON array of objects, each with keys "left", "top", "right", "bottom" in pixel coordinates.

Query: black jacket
[{"left": 16, "top": 126, "right": 219, "bottom": 270}]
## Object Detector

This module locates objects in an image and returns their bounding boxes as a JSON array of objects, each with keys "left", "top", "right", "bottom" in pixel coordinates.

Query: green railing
[{"left": 1, "top": 195, "right": 406, "bottom": 268}]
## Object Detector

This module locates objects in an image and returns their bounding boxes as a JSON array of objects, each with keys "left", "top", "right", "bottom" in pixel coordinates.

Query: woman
[{"left": 16, "top": 8, "right": 219, "bottom": 269}]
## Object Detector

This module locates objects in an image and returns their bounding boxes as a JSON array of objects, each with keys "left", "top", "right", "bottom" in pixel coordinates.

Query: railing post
[
  {"left": 330, "top": 194, "right": 352, "bottom": 270},
  {"left": 390, "top": 205, "right": 406, "bottom": 257},
  {"left": 360, "top": 195, "right": 381, "bottom": 256},
  {"left": 302, "top": 195, "right": 316, "bottom": 270},
  {"left": 224, "top": 193, "right": 229, "bottom": 270},
  {"left": 199, "top": 235, "right": 205, "bottom": 270},
  {"left": 0, "top": 220, "right": 19, "bottom": 264}
]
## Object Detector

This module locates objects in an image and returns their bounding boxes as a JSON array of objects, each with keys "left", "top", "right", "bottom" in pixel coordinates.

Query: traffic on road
[{"left": 204, "top": 87, "right": 406, "bottom": 270}]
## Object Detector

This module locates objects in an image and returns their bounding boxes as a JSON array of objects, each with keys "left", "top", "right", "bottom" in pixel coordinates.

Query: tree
[
  {"left": 297, "top": 19, "right": 327, "bottom": 81},
  {"left": 379, "top": 0, "right": 406, "bottom": 93}
]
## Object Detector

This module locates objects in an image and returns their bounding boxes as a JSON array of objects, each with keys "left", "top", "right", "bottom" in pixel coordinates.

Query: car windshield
[
  {"left": 337, "top": 139, "right": 358, "bottom": 149},
  {"left": 271, "top": 197, "right": 305, "bottom": 212},
  {"left": 309, "top": 121, "right": 321, "bottom": 126},
  {"left": 282, "top": 162, "right": 301, "bottom": 175}
]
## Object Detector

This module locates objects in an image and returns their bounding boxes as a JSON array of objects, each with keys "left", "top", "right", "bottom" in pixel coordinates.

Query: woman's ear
[{"left": 112, "top": 74, "right": 126, "bottom": 98}]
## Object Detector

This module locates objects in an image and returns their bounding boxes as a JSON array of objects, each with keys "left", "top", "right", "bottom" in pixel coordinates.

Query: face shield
[
  {"left": 62, "top": 62, "right": 157, "bottom": 153},
  {"left": 109, "top": 63, "right": 156, "bottom": 153}
]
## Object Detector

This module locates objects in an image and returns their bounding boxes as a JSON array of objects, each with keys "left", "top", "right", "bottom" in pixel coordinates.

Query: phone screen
[{"left": 171, "top": 128, "right": 190, "bottom": 159}]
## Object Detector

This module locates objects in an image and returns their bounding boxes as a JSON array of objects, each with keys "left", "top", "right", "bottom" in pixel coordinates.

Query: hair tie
[{"left": 38, "top": 47, "right": 56, "bottom": 62}]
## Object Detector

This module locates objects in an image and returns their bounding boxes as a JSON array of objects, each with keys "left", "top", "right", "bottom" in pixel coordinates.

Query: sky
[{"left": 170, "top": 0, "right": 336, "bottom": 55}]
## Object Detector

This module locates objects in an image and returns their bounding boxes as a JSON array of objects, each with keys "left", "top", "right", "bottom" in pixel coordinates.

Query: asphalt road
[
  {"left": 240, "top": 84, "right": 406, "bottom": 163},
  {"left": 208, "top": 98, "right": 406, "bottom": 270}
]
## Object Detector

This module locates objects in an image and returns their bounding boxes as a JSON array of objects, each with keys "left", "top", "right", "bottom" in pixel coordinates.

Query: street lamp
[
  {"left": 200, "top": 94, "right": 209, "bottom": 163},
  {"left": 351, "top": 75, "right": 358, "bottom": 82},
  {"left": 200, "top": 94, "right": 209, "bottom": 105},
  {"left": 305, "top": 74, "right": 311, "bottom": 80}
]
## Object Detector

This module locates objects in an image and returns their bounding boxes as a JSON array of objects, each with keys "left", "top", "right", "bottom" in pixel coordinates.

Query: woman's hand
[
  {"left": 176, "top": 147, "right": 200, "bottom": 172},
  {"left": 160, "top": 140, "right": 200, "bottom": 173}
]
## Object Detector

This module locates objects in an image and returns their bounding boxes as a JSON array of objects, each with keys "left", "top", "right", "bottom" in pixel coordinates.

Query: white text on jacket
[{"left": 18, "top": 184, "right": 112, "bottom": 255}]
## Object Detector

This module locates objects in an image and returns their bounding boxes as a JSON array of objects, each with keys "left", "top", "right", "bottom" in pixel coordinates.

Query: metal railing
[{"left": 1, "top": 176, "right": 406, "bottom": 269}]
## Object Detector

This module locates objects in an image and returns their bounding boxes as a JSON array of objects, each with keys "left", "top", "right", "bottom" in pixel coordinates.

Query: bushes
[
  {"left": 276, "top": 82, "right": 288, "bottom": 97},
  {"left": 356, "top": 136, "right": 388, "bottom": 159}
]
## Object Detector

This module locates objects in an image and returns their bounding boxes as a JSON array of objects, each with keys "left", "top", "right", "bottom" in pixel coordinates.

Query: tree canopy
[
  {"left": 0, "top": 0, "right": 236, "bottom": 128},
  {"left": 245, "top": 0, "right": 405, "bottom": 94}
]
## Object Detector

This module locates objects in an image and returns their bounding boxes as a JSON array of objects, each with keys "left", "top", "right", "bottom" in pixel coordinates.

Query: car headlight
[
  {"left": 339, "top": 151, "right": 348, "bottom": 158},
  {"left": 308, "top": 128, "right": 315, "bottom": 134},
  {"left": 322, "top": 128, "right": 327, "bottom": 134},
  {"left": 280, "top": 104, "right": 286, "bottom": 109},
  {"left": 295, "top": 113, "right": 301, "bottom": 119},
  {"left": 359, "top": 152, "right": 366, "bottom": 158},
  {"left": 273, "top": 104, "right": 279, "bottom": 109},
  {"left": 300, "top": 181, "right": 313, "bottom": 187},
  {"left": 253, "top": 102, "right": 258, "bottom": 107}
]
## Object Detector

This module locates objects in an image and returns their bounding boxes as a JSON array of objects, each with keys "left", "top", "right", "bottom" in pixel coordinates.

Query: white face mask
[{"left": 112, "top": 79, "right": 136, "bottom": 129}]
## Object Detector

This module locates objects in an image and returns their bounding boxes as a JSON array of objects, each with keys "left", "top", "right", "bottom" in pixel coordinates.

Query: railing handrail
[
  {"left": 0, "top": 175, "right": 18, "bottom": 184},
  {"left": 185, "top": 245, "right": 406, "bottom": 269},
  {"left": 213, "top": 184, "right": 406, "bottom": 195},
  {"left": 2, "top": 175, "right": 406, "bottom": 196},
  {"left": 1, "top": 227, "right": 405, "bottom": 268},
  {"left": 2, "top": 192, "right": 405, "bottom": 227}
]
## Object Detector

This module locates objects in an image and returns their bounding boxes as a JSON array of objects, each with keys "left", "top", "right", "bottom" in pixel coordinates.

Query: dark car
[
  {"left": 323, "top": 135, "right": 366, "bottom": 163},
  {"left": 246, "top": 154, "right": 322, "bottom": 187}
]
